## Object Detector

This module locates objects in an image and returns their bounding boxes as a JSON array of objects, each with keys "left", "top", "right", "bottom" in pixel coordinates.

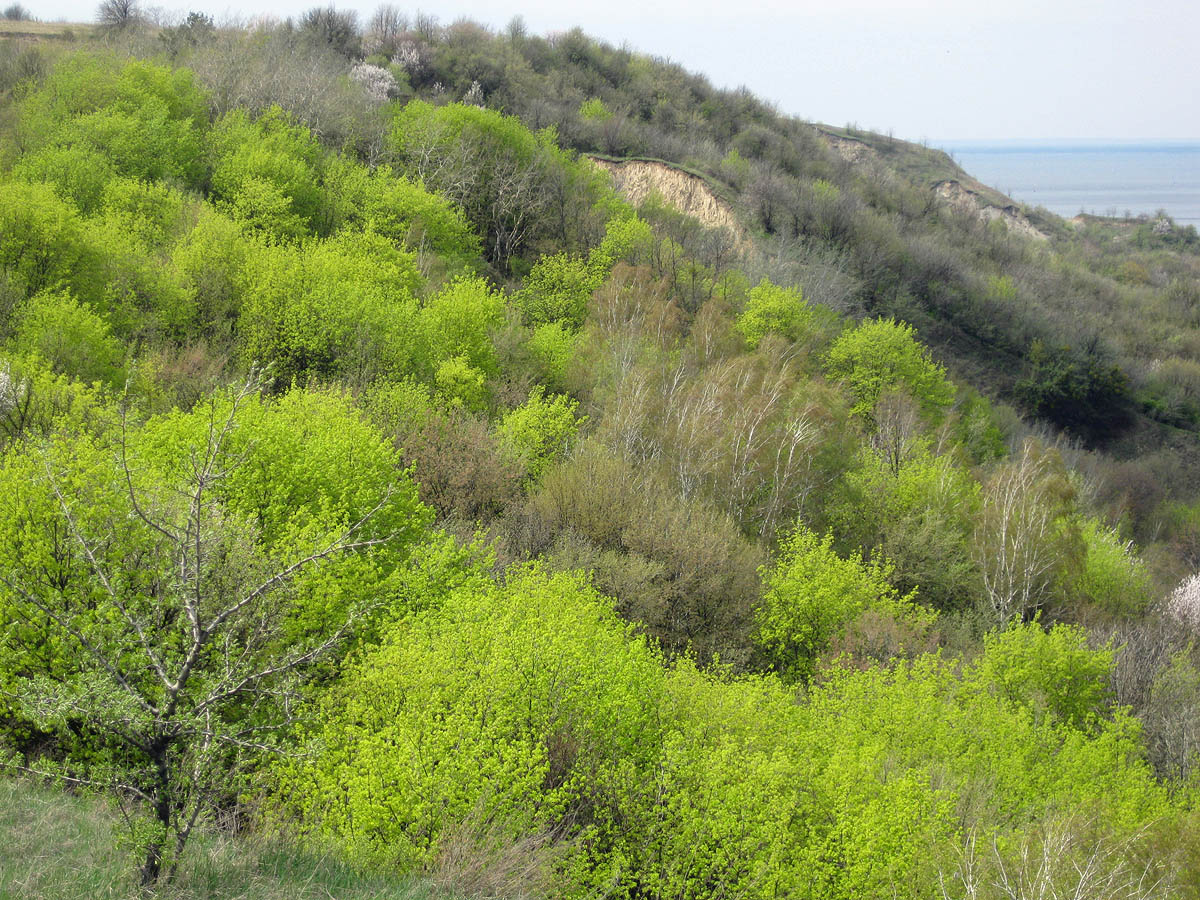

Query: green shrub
[
  {"left": 1015, "top": 340, "right": 1131, "bottom": 442},
  {"left": 825, "top": 317, "right": 955, "bottom": 419},
  {"left": 736, "top": 277, "right": 813, "bottom": 349},
  {"left": 517, "top": 252, "right": 602, "bottom": 329},
  {"left": 97, "top": 177, "right": 187, "bottom": 248},
  {"left": 1063, "top": 516, "right": 1153, "bottom": 616},
  {"left": 755, "top": 526, "right": 931, "bottom": 682},
  {"left": 18, "top": 56, "right": 209, "bottom": 187},
  {"left": 971, "top": 621, "right": 1115, "bottom": 731},
  {"left": 526, "top": 321, "right": 578, "bottom": 390},
  {"left": 419, "top": 276, "right": 505, "bottom": 380},
  {"left": 578, "top": 97, "right": 612, "bottom": 122},
  {"left": 278, "top": 566, "right": 665, "bottom": 869},
  {"left": 238, "top": 232, "right": 423, "bottom": 383},
  {"left": 498, "top": 386, "right": 585, "bottom": 480},
  {"left": 0, "top": 180, "right": 99, "bottom": 302},
  {"left": 10, "top": 144, "right": 115, "bottom": 214},
  {"left": 584, "top": 663, "right": 808, "bottom": 899},
  {"left": 10, "top": 291, "right": 124, "bottom": 388},
  {"left": 834, "top": 444, "right": 981, "bottom": 610},
  {"left": 324, "top": 156, "right": 480, "bottom": 269},
  {"left": 168, "top": 207, "right": 249, "bottom": 341},
  {"left": 209, "top": 108, "right": 328, "bottom": 240}
]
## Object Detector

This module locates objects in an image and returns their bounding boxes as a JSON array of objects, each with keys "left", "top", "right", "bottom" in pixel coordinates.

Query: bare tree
[
  {"left": 0, "top": 375, "right": 402, "bottom": 886},
  {"left": 363, "top": 3, "right": 407, "bottom": 57},
  {"left": 939, "top": 819, "right": 1169, "bottom": 900},
  {"left": 974, "top": 440, "right": 1069, "bottom": 625},
  {"left": 96, "top": 0, "right": 141, "bottom": 31},
  {"left": 394, "top": 110, "right": 554, "bottom": 267},
  {"left": 299, "top": 4, "right": 360, "bottom": 58}
]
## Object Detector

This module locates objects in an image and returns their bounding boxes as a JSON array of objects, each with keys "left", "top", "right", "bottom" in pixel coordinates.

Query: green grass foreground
[{"left": 0, "top": 779, "right": 441, "bottom": 900}]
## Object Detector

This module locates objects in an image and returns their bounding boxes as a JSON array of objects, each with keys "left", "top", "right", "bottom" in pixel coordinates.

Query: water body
[{"left": 935, "top": 142, "right": 1200, "bottom": 227}]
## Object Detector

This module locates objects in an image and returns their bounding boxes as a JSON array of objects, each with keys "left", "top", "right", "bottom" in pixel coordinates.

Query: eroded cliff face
[
  {"left": 590, "top": 157, "right": 751, "bottom": 254},
  {"left": 822, "top": 133, "right": 1049, "bottom": 242},
  {"left": 933, "top": 180, "right": 1048, "bottom": 242},
  {"left": 595, "top": 150, "right": 1049, "bottom": 254}
]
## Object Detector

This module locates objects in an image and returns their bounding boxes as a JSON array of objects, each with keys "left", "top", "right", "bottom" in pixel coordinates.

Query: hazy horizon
[{"left": 24, "top": 0, "right": 1200, "bottom": 144}]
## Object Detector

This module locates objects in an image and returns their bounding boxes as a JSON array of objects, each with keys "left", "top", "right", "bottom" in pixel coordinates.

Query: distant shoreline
[{"left": 936, "top": 143, "right": 1200, "bottom": 225}]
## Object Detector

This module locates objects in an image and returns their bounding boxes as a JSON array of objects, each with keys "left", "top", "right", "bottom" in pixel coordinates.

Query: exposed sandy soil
[
  {"left": 933, "top": 180, "right": 1049, "bottom": 241},
  {"left": 824, "top": 134, "right": 877, "bottom": 166},
  {"left": 590, "top": 157, "right": 751, "bottom": 255},
  {"left": 824, "top": 132, "right": 1049, "bottom": 243}
]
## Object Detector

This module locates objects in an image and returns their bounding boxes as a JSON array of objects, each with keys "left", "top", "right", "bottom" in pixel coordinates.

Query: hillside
[{"left": 1, "top": 10, "right": 1199, "bottom": 900}]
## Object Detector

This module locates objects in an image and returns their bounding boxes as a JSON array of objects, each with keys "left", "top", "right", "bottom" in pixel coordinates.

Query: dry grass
[
  {"left": 428, "top": 806, "right": 564, "bottom": 900},
  {"left": 0, "top": 19, "right": 90, "bottom": 37}
]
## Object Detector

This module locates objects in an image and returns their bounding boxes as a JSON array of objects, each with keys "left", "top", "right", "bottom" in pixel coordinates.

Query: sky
[{"left": 32, "top": 0, "right": 1200, "bottom": 142}]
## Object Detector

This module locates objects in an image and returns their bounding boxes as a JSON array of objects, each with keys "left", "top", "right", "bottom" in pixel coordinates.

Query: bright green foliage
[
  {"left": 209, "top": 108, "right": 327, "bottom": 240},
  {"left": 518, "top": 218, "right": 651, "bottom": 329},
  {"left": 419, "top": 276, "right": 505, "bottom": 378},
  {"left": 791, "top": 658, "right": 1167, "bottom": 900},
  {"left": 18, "top": 56, "right": 209, "bottom": 187},
  {"left": 433, "top": 355, "right": 487, "bottom": 411},
  {"left": 279, "top": 566, "right": 664, "bottom": 869},
  {"left": 10, "top": 144, "right": 116, "bottom": 214},
  {"left": 97, "top": 177, "right": 187, "bottom": 249},
  {"left": 168, "top": 207, "right": 248, "bottom": 340},
  {"left": 283, "top": 592, "right": 1171, "bottom": 899},
  {"left": 586, "top": 663, "right": 808, "bottom": 899},
  {"left": 82, "top": 213, "right": 194, "bottom": 340},
  {"left": 323, "top": 157, "right": 480, "bottom": 268},
  {"left": 517, "top": 252, "right": 603, "bottom": 329},
  {"left": 1064, "top": 517, "right": 1153, "bottom": 616},
  {"left": 825, "top": 317, "right": 955, "bottom": 418},
  {"left": 417, "top": 276, "right": 505, "bottom": 408},
  {"left": 0, "top": 354, "right": 104, "bottom": 450},
  {"left": 135, "top": 387, "right": 430, "bottom": 551},
  {"left": 498, "top": 386, "right": 585, "bottom": 479},
  {"left": 527, "top": 321, "right": 578, "bottom": 389},
  {"left": 591, "top": 214, "right": 654, "bottom": 268},
  {"left": 0, "top": 178, "right": 195, "bottom": 340},
  {"left": 736, "top": 278, "right": 814, "bottom": 349},
  {"left": 361, "top": 378, "right": 435, "bottom": 436},
  {"left": 57, "top": 103, "right": 205, "bottom": 188},
  {"left": 238, "top": 232, "right": 422, "bottom": 383},
  {"left": 971, "top": 622, "right": 1114, "bottom": 731},
  {"left": 836, "top": 445, "right": 982, "bottom": 610},
  {"left": 0, "top": 430, "right": 118, "bottom": 740},
  {"left": 0, "top": 181, "right": 98, "bottom": 301},
  {"left": 755, "top": 526, "right": 929, "bottom": 682},
  {"left": 9, "top": 291, "right": 124, "bottom": 388},
  {"left": 0, "top": 383, "right": 432, "bottom": 881},
  {"left": 579, "top": 97, "right": 612, "bottom": 121}
]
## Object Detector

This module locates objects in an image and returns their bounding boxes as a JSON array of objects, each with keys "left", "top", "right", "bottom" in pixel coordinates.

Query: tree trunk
[
  {"left": 138, "top": 841, "right": 163, "bottom": 887},
  {"left": 139, "top": 743, "right": 173, "bottom": 887}
]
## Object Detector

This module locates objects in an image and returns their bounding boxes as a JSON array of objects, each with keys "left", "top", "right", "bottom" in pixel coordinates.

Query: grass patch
[{"left": 0, "top": 779, "right": 445, "bottom": 900}]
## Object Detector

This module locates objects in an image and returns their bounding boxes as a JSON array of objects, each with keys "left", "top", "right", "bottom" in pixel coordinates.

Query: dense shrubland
[{"left": 0, "top": 17, "right": 1199, "bottom": 900}]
